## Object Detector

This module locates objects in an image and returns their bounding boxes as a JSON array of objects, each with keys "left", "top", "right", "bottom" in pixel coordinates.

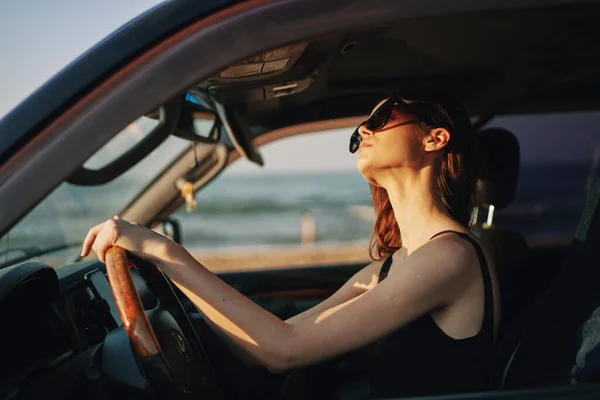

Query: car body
[{"left": 2, "top": 0, "right": 600, "bottom": 399}]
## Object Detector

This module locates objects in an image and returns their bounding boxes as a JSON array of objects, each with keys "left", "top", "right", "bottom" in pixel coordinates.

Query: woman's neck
[{"left": 379, "top": 167, "right": 455, "bottom": 254}]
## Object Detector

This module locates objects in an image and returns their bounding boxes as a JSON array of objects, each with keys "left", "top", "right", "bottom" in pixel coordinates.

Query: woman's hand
[{"left": 81, "top": 216, "right": 187, "bottom": 266}]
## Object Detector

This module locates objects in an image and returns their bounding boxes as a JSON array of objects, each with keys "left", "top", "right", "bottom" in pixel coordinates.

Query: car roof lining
[{"left": 200, "top": 3, "right": 600, "bottom": 138}]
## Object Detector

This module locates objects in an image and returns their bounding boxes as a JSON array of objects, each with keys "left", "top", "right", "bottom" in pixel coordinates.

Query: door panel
[
  {"left": 218, "top": 262, "right": 364, "bottom": 319},
  {"left": 219, "top": 262, "right": 363, "bottom": 295}
]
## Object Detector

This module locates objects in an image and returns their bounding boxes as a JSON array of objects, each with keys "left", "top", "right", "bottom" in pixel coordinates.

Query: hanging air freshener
[{"left": 180, "top": 181, "right": 197, "bottom": 213}]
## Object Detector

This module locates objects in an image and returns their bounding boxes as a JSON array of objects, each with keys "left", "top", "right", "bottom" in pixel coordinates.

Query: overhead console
[
  {"left": 208, "top": 42, "right": 308, "bottom": 83},
  {"left": 192, "top": 41, "right": 317, "bottom": 166},
  {"left": 206, "top": 42, "right": 315, "bottom": 104},
  {"left": 210, "top": 74, "right": 315, "bottom": 104}
]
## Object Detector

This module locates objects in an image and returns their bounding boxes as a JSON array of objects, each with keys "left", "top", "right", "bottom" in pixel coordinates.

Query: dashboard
[
  {"left": 0, "top": 268, "right": 68, "bottom": 385},
  {"left": 0, "top": 260, "right": 157, "bottom": 400},
  {"left": 0, "top": 258, "right": 327, "bottom": 400}
]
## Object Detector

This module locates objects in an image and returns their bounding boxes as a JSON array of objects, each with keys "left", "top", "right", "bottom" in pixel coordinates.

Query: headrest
[{"left": 476, "top": 127, "right": 520, "bottom": 209}]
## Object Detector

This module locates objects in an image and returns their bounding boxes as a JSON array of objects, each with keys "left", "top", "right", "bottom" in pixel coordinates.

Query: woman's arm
[
  {"left": 153, "top": 238, "right": 475, "bottom": 373},
  {"left": 286, "top": 260, "right": 382, "bottom": 324},
  {"left": 175, "top": 259, "right": 383, "bottom": 368},
  {"left": 82, "top": 218, "right": 477, "bottom": 373}
]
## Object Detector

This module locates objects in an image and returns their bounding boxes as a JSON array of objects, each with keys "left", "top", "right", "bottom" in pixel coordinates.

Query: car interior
[{"left": 2, "top": 1, "right": 600, "bottom": 399}]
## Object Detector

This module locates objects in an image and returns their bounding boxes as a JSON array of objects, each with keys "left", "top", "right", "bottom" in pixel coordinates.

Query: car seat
[
  {"left": 471, "top": 127, "right": 529, "bottom": 330},
  {"left": 497, "top": 179, "right": 600, "bottom": 389}
]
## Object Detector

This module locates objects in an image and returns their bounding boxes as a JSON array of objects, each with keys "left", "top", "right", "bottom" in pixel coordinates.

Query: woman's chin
[{"left": 356, "top": 160, "right": 378, "bottom": 186}]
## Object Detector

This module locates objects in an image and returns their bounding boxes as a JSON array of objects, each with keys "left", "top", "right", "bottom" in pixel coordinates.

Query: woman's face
[{"left": 356, "top": 99, "right": 426, "bottom": 184}]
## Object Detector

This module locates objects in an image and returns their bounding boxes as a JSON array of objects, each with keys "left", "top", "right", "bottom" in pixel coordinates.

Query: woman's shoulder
[
  {"left": 390, "top": 231, "right": 481, "bottom": 280},
  {"left": 427, "top": 230, "right": 483, "bottom": 258}
]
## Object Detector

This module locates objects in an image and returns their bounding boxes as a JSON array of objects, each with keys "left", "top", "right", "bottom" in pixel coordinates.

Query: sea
[
  {"left": 2, "top": 164, "right": 594, "bottom": 260},
  {"left": 175, "top": 163, "right": 594, "bottom": 249}
]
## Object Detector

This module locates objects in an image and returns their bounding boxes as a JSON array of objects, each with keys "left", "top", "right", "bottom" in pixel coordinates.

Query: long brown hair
[{"left": 368, "top": 89, "right": 479, "bottom": 260}]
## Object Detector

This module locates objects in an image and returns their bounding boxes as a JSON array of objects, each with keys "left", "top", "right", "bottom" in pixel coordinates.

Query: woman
[{"left": 81, "top": 88, "right": 500, "bottom": 398}]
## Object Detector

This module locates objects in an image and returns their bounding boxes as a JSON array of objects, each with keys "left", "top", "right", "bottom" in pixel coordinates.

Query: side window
[
  {"left": 175, "top": 112, "right": 599, "bottom": 271},
  {"left": 492, "top": 111, "right": 599, "bottom": 241},
  {"left": 0, "top": 116, "right": 197, "bottom": 268},
  {"left": 174, "top": 128, "right": 375, "bottom": 269}
]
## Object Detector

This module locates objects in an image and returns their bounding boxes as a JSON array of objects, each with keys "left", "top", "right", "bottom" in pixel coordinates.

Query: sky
[
  {"left": 0, "top": 0, "right": 165, "bottom": 117},
  {"left": 1, "top": 0, "right": 599, "bottom": 176}
]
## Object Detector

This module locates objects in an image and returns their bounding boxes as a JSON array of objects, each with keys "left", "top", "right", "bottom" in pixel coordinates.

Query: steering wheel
[{"left": 104, "top": 247, "right": 222, "bottom": 399}]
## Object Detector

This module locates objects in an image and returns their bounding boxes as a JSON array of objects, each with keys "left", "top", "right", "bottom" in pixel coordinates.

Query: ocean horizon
[{"left": 3, "top": 164, "right": 594, "bottom": 256}]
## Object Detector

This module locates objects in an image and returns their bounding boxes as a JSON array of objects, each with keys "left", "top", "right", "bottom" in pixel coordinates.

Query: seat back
[
  {"left": 472, "top": 128, "right": 529, "bottom": 328},
  {"left": 501, "top": 179, "right": 600, "bottom": 388}
]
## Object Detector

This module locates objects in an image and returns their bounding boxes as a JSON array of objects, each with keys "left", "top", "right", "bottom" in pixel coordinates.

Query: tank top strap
[
  {"left": 429, "top": 229, "right": 463, "bottom": 241},
  {"left": 429, "top": 230, "right": 495, "bottom": 345},
  {"left": 378, "top": 229, "right": 459, "bottom": 283},
  {"left": 378, "top": 256, "right": 394, "bottom": 283}
]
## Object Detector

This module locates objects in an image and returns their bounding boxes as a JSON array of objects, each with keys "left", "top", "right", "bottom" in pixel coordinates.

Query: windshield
[{"left": 0, "top": 116, "right": 192, "bottom": 268}]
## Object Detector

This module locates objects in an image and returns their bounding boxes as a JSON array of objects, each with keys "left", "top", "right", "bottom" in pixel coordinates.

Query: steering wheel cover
[
  {"left": 105, "top": 247, "right": 161, "bottom": 360},
  {"left": 105, "top": 247, "right": 222, "bottom": 398}
]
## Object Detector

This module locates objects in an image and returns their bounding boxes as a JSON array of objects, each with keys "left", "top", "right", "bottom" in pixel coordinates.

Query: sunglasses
[{"left": 349, "top": 96, "right": 449, "bottom": 153}]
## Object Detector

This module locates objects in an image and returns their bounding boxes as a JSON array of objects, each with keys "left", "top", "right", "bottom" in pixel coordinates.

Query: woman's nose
[{"left": 358, "top": 124, "right": 373, "bottom": 139}]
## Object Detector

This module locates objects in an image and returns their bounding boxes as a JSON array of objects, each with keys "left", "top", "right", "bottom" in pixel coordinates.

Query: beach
[{"left": 191, "top": 241, "right": 371, "bottom": 272}]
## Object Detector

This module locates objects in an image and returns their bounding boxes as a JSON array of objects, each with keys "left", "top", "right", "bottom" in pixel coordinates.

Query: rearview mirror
[
  {"left": 146, "top": 94, "right": 220, "bottom": 143},
  {"left": 172, "top": 93, "right": 220, "bottom": 143},
  {"left": 190, "top": 111, "right": 219, "bottom": 142}
]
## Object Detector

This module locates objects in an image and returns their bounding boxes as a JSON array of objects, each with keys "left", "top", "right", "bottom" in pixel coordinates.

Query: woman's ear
[{"left": 423, "top": 128, "right": 450, "bottom": 152}]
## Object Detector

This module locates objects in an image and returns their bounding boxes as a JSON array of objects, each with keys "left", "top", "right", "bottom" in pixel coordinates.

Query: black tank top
[{"left": 368, "top": 230, "right": 495, "bottom": 398}]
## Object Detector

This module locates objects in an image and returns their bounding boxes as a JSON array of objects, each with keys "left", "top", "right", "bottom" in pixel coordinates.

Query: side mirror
[{"left": 159, "top": 218, "right": 182, "bottom": 244}]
